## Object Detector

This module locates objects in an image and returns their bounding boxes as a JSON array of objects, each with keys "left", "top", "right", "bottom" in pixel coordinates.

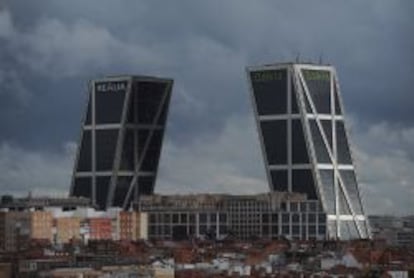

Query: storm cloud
[{"left": 0, "top": 1, "right": 413, "bottom": 215}]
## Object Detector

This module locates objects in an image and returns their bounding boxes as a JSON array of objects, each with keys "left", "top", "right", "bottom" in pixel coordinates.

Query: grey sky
[{"left": 0, "top": 1, "right": 413, "bottom": 215}]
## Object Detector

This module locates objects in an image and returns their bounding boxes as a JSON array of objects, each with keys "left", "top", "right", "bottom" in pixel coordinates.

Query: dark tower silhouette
[{"left": 70, "top": 76, "right": 173, "bottom": 210}]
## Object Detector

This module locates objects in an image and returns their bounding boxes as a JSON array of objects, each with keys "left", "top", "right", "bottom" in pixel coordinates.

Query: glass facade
[
  {"left": 334, "top": 85, "right": 342, "bottom": 115},
  {"left": 71, "top": 76, "right": 173, "bottom": 210},
  {"left": 113, "top": 176, "right": 132, "bottom": 207},
  {"left": 251, "top": 70, "right": 287, "bottom": 115},
  {"left": 292, "top": 120, "right": 309, "bottom": 164},
  {"left": 340, "top": 170, "right": 363, "bottom": 214},
  {"left": 76, "top": 131, "right": 91, "bottom": 172},
  {"left": 95, "top": 129, "right": 119, "bottom": 171},
  {"left": 302, "top": 70, "right": 331, "bottom": 114},
  {"left": 291, "top": 78, "right": 299, "bottom": 114},
  {"left": 85, "top": 98, "right": 91, "bottom": 125},
  {"left": 336, "top": 121, "right": 352, "bottom": 164},
  {"left": 309, "top": 120, "right": 330, "bottom": 163},
  {"left": 319, "top": 170, "right": 335, "bottom": 214},
  {"left": 261, "top": 121, "right": 287, "bottom": 165},
  {"left": 249, "top": 64, "right": 368, "bottom": 239},
  {"left": 96, "top": 176, "right": 110, "bottom": 210},
  {"left": 292, "top": 170, "right": 317, "bottom": 199},
  {"left": 72, "top": 177, "right": 92, "bottom": 199},
  {"left": 95, "top": 81, "right": 127, "bottom": 124},
  {"left": 270, "top": 170, "right": 288, "bottom": 191}
]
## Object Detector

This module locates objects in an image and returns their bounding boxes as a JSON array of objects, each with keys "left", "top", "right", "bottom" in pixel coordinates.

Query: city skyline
[{"left": 0, "top": 1, "right": 413, "bottom": 216}]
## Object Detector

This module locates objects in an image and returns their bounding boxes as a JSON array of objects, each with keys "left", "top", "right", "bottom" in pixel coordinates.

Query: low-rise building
[
  {"left": 136, "top": 192, "right": 327, "bottom": 241},
  {"left": 0, "top": 211, "right": 53, "bottom": 251},
  {"left": 54, "top": 217, "right": 81, "bottom": 244},
  {"left": 88, "top": 217, "right": 112, "bottom": 240}
]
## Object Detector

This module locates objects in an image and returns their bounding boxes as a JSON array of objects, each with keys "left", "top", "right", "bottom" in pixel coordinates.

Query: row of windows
[
  {"left": 72, "top": 176, "right": 154, "bottom": 210},
  {"left": 149, "top": 213, "right": 227, "bottom": 224},
  {"left": 270, "top": 169, "right": 317, "bottom": 200},
  {"left": 148, "top": 224, "right": 326, "bottom": 238},
  {"left": 261, "top": 213, "right": 326, "bottom": 223},
  {"left": 259, "top": 118, "right": 353, "bottom": 166},
  {"left": 76, "top": 128, "right": 165, "bottom": 172},
  {"left": 251, "top": 69, "right": 343, "bottom": 117},
  {"left": 86, "top": 80, "right": 170, "bottom": 125},
  {"left": 319, "top": 170, "right": 363, "bottom": 215},
  {"left": 147, "top": 211, "right": 326, "bottom": 226}
]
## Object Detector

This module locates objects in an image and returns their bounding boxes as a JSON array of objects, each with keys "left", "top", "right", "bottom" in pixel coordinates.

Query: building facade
[
  {"left": 136, "top": 193, "right": 327, "bottom": 241},
  {"left": 247, "top": 63, "right": 370, "bottom": 239},
  {"left": 70, "top": 76, "right": 173, "bottom": 210},
  {"left": 0, "top": 211, "right": 53, "bottom": 251},
  {"left": 88, "top": 218, "right": 112, "bottom": 240},
  {"left": 54, "top": 217, "right": 81, "bottom": 244}
]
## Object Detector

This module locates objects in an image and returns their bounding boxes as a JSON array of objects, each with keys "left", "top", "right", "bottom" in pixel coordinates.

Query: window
[
  {"left": 270, "top": 170, "right": 288, "bottom": 192},
  {"left": 251, "top": 70, "right": 287, "bottom": 115},
  {"left": 292, "top": 170, "right": 317, "bottom": 200},
  {"left": 301, "top": 70, "right": 331, "bottom": 114},
  {"left": 261, "top": 121, "right": 287, "bottom": 165}
]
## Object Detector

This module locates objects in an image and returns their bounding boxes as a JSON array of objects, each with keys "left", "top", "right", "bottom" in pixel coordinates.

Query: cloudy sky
[{"left": 0, "top": 1, "right": 413, "bottom": 215}]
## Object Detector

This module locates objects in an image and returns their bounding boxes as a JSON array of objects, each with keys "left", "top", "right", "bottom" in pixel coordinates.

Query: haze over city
[{"left": 0, "top": 1, "right": 413, "bottom": 216}]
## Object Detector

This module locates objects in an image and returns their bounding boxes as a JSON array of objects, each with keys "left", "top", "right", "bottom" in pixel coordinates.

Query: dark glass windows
[
  {"left": 77, "top": 131, "right": 91, "bottom": 172},
  {"left": 270, "top": 170, "right": 288, "bottom": 191},
  {"left": 72, "top": 177, "right": 92, "bottom": 199},
  {"left": 321, "top": 120, "right": 333, "bottom": 150},
  {"left": 292, "top": 120, "right": 309, "bottom": 164},
  {"left": 319, "top": 170, "right": 335, "bottom": 214},
  {"left": 340, "top": 170, "right": 363, "bottom": 214},
  {"left": 291, "top": 78, "right": 299, "bottom": 114},
  {"left": 137, "top": 82, "right": 167, "bottom": 124},
  {"left": 261, "top": 121, "right": 287, "bottom": 165},
  {"left": 302, "top": 70, "right": 331, "bottom": 114},
  {"left": 338, "top": 186, "right": 351, "bottom": 215},
  {"left": 334, "top": 84, "right": 342, "bottom": 115},
  {"left": 251, "top": 70, "right": 287, "bottom": 115},
  {"left": 120, "top": 129, "right": 135, "bottom": 171},
  {"left": 137, "top": 176, "right": 154, "bottom": 195},
  {"left": 85, "top": 98, "right": 91, "bottom": 125},
  {"left": 309, "top": 120, "right": 330, "bottom": 163},
  {"left": 96, "top": 176, "right": 110, "bottom": 210},
  {"left": 139, "top": 130, "right": 163, "bottom": 172},
  {"left": 336, "top": 121, "right": 352, "bottom": 164},
  {"left": 113, "top": 176, "right": 132, "bottom": 207},
  {"left": 95, "top": 129, "right": 119, "bottom": 171},
  {"left": 292, "top": 170, "right": 317, "bottom": 199},
  {"left": 73, "top": 78, "right": 172, "bottom": 210},
  {"left": 95, "top": 81, "right": 128, "bottom": 124}
]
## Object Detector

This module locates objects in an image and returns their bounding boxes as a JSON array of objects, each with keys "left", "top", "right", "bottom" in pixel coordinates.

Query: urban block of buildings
[{"left": 0, "top": 195, "right": 148, "bottom": 252}]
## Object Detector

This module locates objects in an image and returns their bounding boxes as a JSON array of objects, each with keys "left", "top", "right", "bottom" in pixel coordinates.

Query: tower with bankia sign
[
  {"left": 247, "top": 63, "right": 370, "bottom": 239},
  {"left": 70, "top": 76, "right": 173, "bottom": 210}
]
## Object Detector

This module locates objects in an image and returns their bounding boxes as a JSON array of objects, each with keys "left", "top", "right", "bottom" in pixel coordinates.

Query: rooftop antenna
[
  {"left": 295, "top": 52, "right": 301, "bottom": 63},
  {"left": 319, "top": 52, "right": 324, "bottom": 64}
]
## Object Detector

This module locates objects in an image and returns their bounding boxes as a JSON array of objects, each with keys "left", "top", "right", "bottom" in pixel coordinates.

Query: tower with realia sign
[
  {"left": 247, "top": 63, "right": 370, "bottom": 239},
  {"left": 70, "top": 76, "right": 173, "bottom": 210}
]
